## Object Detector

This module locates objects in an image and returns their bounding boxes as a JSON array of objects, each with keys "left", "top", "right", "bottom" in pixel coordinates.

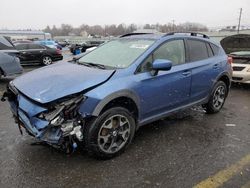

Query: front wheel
[
  {"left": 85, "top": 107, "right": 136, "bottom": 159},
  {"left": 204, "top": 81, "right": 228, "bottom": 114},
  {"left": 42, "top": 56, "right": 52, "bottom": 65}
]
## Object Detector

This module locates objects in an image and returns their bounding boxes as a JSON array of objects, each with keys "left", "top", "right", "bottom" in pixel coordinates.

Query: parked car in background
[
  {"left": 56, "top": 40, "right": 70, "bottom": 47},
  {"left": 69, "top": 40, "right": 105, "bottom": 55},
  {"left": 85, "top": 46, "right": 97, "bottom": 52},
  {"left": 15, "top": 43, "right": 63, "bottom": 65},
  {"left": 229, "top": 51, "right": 250, "bottom": 83},
  {"left": 0, "top": 52, "right": 22, "bottom": 78},
  {"left": 34, "top": 40, "right": 62, "bottom": 50},
  {"left": 3, "top": 32, "right": 232, "bottom": 159},
  {"left": 220, "top": 34, "right": 250, "bottom": 84}
]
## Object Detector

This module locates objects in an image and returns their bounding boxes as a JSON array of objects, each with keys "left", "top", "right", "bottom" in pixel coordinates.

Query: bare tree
[{"left": 43, "top": 22, "right": 208, "bottom": 37}]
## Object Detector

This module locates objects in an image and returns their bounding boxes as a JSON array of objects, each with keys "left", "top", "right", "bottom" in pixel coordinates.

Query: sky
[{"left": 0, "top": 0, "right": 249, "bottom": 30}]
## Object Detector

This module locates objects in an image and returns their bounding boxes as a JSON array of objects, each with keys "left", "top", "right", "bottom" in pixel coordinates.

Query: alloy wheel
[
  {"left": 212, "top": 85, "right": 226, "bottom": 109},
  {"left": 98, "top": 115, "right": 131, "bottom": 154},
  {"left": 43, "top": 56, "right": 52, "bottom": 65}
]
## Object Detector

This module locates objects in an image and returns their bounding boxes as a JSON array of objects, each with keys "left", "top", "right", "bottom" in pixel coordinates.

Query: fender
[{"left": 91, "top": 89, "right": 140, "bottom": 116}]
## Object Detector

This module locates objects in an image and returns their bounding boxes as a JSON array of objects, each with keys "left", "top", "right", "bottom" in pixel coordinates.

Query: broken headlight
[{"left": 38, "top": 94, "right": 86, "bottom": 125}]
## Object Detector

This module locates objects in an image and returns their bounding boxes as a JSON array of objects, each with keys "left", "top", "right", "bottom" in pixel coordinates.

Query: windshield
[
  {"left": 0, "top": 36, "right": 15, "bottom": 50},
  {"left": 78, "top": 39, "right": 155, "bottom": 68}
]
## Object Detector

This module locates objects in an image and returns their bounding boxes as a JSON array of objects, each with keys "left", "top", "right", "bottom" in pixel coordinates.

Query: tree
[{"left": 43, "top": 25, "right": 51, "bottom": 33}]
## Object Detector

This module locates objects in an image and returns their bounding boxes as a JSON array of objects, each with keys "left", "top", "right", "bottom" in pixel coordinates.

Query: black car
[
  {"left": 15, "top": 43, "right": 63, "bottom": 65},
  {"left": 69, "top": 40, "right": 105, "bottom": 55}
]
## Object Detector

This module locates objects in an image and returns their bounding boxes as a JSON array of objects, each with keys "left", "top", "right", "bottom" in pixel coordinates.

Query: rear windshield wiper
[{"left": 79, "top": 62, "right": 106, "bottom": 69}]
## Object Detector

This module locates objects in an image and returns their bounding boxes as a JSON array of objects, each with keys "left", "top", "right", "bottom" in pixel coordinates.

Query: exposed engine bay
[{"left": 2, "top": 82, "right": 87, "bottom": 153}]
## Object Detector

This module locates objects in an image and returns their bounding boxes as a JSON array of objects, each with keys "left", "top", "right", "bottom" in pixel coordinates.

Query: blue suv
[{"left": 2, "top": 32, "right": 232, "bottom": 158}]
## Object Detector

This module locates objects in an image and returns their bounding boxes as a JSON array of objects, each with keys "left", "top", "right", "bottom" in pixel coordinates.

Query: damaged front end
[{"left": 2, "top": 82, "right": 87, "bottom": 153}]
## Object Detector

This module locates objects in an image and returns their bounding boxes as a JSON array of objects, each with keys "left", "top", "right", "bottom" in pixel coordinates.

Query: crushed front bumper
[{"left": 4, "top": 84, "right": 63, "bottom": 144}]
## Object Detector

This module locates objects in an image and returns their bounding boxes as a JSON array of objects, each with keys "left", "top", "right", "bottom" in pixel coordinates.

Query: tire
[
  {"left": 84, "top": 107, "right": 136, "bottom": 159},
  {"left": 204, "top": 81, "right": 228, "bottom": 114},
  {"left": 42, "top": 56, "right": 52, "bottom": 65}
]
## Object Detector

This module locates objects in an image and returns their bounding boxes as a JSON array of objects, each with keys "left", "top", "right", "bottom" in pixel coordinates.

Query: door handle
[{"left": 182, "top": 71, "right": 191, "bottom": 76}]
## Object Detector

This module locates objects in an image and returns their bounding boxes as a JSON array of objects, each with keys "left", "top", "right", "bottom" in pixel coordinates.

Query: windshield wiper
[{"left": 78, "top": 62, "right": 106, "bottom": 69}]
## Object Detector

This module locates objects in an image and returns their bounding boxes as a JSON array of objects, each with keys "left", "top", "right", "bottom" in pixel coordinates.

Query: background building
[{"left": 0, "top": 30, "right": 51, "bottom": 41}]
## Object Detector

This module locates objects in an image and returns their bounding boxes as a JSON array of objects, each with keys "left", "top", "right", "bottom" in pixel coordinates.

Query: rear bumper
[
  {"left": 52, "top": 55, "right": 63, "bottom": 62},
  {"left": 232, "top": 72, "right": 250, "bottom": 83}
]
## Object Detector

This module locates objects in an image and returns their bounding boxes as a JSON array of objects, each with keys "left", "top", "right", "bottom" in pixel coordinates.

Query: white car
[
  {"left": 231, "top": 51, "right": 250, "bottom": 84},
  {"left": 85, "top": 46, "right": 97, "bottom": 52}
]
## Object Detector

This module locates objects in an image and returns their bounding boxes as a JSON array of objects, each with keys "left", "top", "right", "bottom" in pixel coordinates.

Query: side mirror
[{"left": 152, "top": 59, "right": 172, "bottom": 76}]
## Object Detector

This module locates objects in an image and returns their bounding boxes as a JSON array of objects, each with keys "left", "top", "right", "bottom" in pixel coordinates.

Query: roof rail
[
  {"left": 120, "top": 33, "right": 153, "bottom": 38},
  {"left": 164, "top": 32, "right": 209, "bottom": 39}
]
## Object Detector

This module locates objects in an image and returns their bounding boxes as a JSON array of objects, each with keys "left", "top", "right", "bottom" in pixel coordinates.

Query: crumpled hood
[{"left": 13, "top": 62, "right": 115, "bottom": 103}]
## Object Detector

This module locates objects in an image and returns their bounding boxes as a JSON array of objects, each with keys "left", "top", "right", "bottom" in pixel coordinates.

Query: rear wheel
[
  {"left": 204, "top": 81, "right": 228, "bottom": 114},
  {"left": 85, "top": 107, "right": 136, "bottom": 159},
  {"left": 42, "top": 56, "right": 52, "bottom": 65}
]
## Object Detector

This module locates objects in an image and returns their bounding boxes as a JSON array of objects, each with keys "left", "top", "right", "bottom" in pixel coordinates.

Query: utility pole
[
  {"left": 172, "top": 20, "right": 175, "bottom": 31},
  {"left": 237, "top": 8, "right": 242, "bottom": 34}
]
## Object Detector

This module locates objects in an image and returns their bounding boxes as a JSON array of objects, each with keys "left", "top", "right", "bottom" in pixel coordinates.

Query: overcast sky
[{"left": 0, "top": 0, "right": 249, "bottom": 30}]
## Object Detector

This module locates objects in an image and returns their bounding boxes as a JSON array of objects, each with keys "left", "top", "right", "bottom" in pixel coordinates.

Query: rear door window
[
  {"left": 187, "top": 39, "right": 209, "bottom": 61},
  {"left": 28, "top": 44, "right": 45, "bottom": 50},
  {"left": 206, "top": 43, "right": 214, "bottom": 57},
  {"left": 15, "top": 44, "right": 29, "bottom": 50}
]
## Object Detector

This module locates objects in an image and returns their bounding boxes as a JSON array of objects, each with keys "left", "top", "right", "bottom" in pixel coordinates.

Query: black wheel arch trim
[
  {"left": 91, "top": 89, "right": 140, "bottom": 117},
  {"left": 216, "top": 72, "right": 231, "bottom": 87},
  {"left": 211, "top": 71, "right": 231, "bottom": 97}
]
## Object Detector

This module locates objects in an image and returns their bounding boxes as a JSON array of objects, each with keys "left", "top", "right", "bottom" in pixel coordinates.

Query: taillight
[
  {"left": 227, "top": 56, "right": 233, "bottom": 64},
  {"left": 56, "top": 49, "right": 61, "bottom": 55}
]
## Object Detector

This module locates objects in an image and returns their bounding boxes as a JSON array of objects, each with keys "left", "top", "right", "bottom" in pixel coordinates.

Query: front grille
[
  {"left": 232, "top": 77, "right": 243, "bottom": 81},
  {"left": 232, "top": 66, "right": 245, "bottom": 71}
]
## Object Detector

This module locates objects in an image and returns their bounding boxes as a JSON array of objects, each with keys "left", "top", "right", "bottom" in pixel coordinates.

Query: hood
[
  {"left": 13, "top": 62, "right": 115, "bottom": 103},
  {"left": 220, "top": 34, "right": 250, "bottom": 54}
]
